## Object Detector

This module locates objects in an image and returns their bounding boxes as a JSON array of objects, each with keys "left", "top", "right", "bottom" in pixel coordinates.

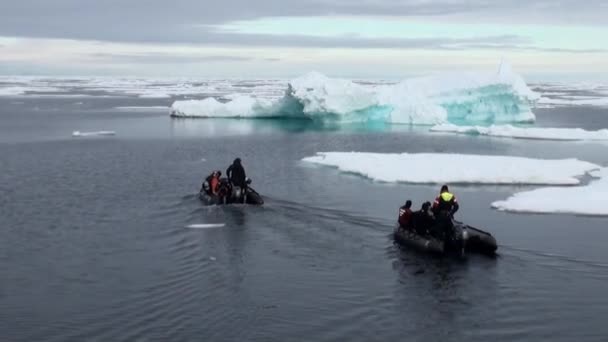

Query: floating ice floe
[
  {"left": 171, "top": 61, "right": 540, "bottom": 125},
  {"left": 430, "top": 124, "right": 608, "bottom": 141},
  {"left": 185, "top": 223, "right": 226, "bottom": 229},
  {"left": 72, "top": 130, "right": 116, "bottom": 137},
  {"left": 302, "top": 152, "right": 599, "bottom": 185},
  {"left": 492, "top": 168, "right": 608, "bottom": 215},
  {"left": 536, "top": 96, "right": 608, "bottom": 108},
  {"left": 114, "top": 106, "right": 169, "bottom": 111}
]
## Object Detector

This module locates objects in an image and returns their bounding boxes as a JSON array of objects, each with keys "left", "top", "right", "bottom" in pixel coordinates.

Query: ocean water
[{"left": 1, "top": 79, "right": 608, "bottom": 341}]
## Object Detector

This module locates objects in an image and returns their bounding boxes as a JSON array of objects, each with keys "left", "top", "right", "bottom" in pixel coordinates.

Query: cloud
[
  {"left": 442, "top": 44, "right": 608, "bottom": 53},
  {"left": 88, "top": 52, "right": 261, "bottom": 64},
  {"left": 1, "top": 1, "right": 607, "bottom": 76},
  {"left": 0, "top": 0, "right": 606, "bottom": 45},
  {"left": 174, "top": 31, "right": 532, "bottom": 49}
]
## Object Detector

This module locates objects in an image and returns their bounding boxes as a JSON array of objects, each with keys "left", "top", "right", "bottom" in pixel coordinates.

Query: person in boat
[
  {"left": 432, "top": 184, "right": 459, "bottom": 218},
  {"left": 431, "top": 185, "right": 459, "bottom": 240},
  {"left": 216, "top": 177, "right": 232, "bottom": 200},
  {"left": 202, "top": 171, "right": 221, "bottom": 196},
  {"left": 398, "top": 200, "right": 413, "bottom": 230},
  {"left": 412, "top": 201, "right": 435, "bottom": 235},
  {"left": 226, "top": 158, "right": 248, "bottom": 198}
]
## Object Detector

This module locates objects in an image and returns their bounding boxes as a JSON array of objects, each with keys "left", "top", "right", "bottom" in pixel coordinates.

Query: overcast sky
[{"left": 1, "top": 0, "right": 607, "bottom": 78}]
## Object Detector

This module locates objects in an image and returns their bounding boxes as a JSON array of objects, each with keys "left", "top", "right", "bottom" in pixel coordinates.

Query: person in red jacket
[
  {"left": 209, "top": 171, "right": 221, "bottom": 195},
  {"left": 202, "top": 171, "right": 221, "bottom": 195},
  {"left": 398, "top": 200, "right": 413, "bottom": 229}
]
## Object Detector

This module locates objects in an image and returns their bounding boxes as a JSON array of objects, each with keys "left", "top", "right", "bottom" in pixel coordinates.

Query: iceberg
[
  {"left": 171, "top": 62, "right": 539, "bottom": 125},
  {"left": 430, "top": 124, "right": 608, "bottom": 141},
  {"left": 302, "top": 152, "right": 599, "bottom": 185},
  {"left": 492, "top": 168, "right": 608, "bottom": 216}
]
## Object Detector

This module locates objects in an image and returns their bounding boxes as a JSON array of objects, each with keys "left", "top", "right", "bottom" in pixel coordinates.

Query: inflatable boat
[
  {"left": 199, "top": 177, "right": 264, "bottom": 206},
  {"left": 393, "top": 220, "right": 497, "bottom": 257}
]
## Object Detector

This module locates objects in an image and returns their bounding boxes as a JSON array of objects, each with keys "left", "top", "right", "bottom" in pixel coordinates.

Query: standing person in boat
[
  {"left": 431, "top": 185, "right": 459, "bottom": 240},
  {"left": 398, "top": 200, "right": 413, "bottom": 230},
  {"left": 432, "top": 185, "right": 459, "bottom": 217},
  {"left": 226, "top": 158, "right": 248, "bottom": 198}
]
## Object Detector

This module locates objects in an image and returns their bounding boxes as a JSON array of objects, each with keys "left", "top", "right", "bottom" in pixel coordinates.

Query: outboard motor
[
  {"left": 243, "top": 178, "right": 252, "bottom": 203},
  {"left": 232, "top": 186, "right": 243, "bottom": 203},
  {"left": 461, "top": 225, "right": 469, "bottom": 256}
]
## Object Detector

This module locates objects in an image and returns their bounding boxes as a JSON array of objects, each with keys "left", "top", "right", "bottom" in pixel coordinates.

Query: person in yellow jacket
[
  {"left": 432, "top": 185, "right": 459, "bottom": 218},
  {"left": 430, "top": 185, "right": 459, "bottom": 241}
]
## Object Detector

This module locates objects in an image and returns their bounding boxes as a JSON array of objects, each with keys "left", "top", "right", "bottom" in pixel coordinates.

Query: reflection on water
[{"left": 169, "top": 117, "right": 425, "bottom": 137}]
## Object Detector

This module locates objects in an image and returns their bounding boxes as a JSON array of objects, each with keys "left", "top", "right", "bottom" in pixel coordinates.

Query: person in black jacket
[
  {"left": 412, "top": 201, "right": 435, "bottom": 236},
  {"left": 226, "top": 158, "right": 247, "bottom": 188}
]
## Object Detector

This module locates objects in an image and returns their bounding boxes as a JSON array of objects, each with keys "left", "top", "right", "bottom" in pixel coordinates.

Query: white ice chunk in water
[
  {"left": 302, "top": 152, "right": 599, "bottom": 185},
  {"left": 72, "top": 130, "right": 116, "bottom": 137},
  {"left": 492, "top": 168, "right": 608, "bottom": 215},
  {"left": 185, "top": 223, "right": 226, "bottom": 229},
  {"left": 430, "top": 124, "right": 608, "bottom": 141},
  {"left": 537, "top": 96, "right": 608, "bottom": 107}
]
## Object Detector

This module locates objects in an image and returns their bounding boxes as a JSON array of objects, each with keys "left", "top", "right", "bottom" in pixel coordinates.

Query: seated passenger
[
  {"left": 398, "top": 200, "right": 413, "bottom": 229},
  {"left": 202, "top": 171, "right": 221, "bottom": 195},
  {"left": 413, "top": 201, "right": 435, "bottom": 236},
  {"left": 216, "top": 177, "right": 232, "bottom": 200}
]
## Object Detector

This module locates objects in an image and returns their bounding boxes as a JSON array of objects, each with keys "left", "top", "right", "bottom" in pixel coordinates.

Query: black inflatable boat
[
  {"left": 199, "top": 187, "right": 264, "bottom": 206},
  {"left": 199, "top": 177, "right": 264, "bottom": 206},
  {"left": 393, "top": 220, "right": 497, "bottom": 257}
]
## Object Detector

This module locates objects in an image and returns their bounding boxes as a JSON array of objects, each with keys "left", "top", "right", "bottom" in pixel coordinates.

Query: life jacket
[
  {"left": 435, "top": 191, "right": 456, "bottom": 212},
  {"left": 210, "top": 176, "right": 219, "bottom": 193},
  {"left": 398, "top": 207, "right": 412, "bottom": 227}
]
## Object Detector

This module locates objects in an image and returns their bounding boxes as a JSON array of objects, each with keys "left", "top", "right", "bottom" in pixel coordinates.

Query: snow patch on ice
[
  {"left": 171, "top": 97, "right": 278, "bottom": 118},
  {"left": 430, "top": 124, "right": 608, "bottom": 141},
  {"left": 302, "top": 152, "right": 599, "bottom": 185}
]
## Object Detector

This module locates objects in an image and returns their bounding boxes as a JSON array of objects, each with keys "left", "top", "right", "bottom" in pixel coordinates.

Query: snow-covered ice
[
  {"left": 171, "top": 97, "right": 277, "bottom": 118},
  {"left": 492, "top": 168, "right": 608, "bottom": 215},
  {"left": 430, "top": 124, "right": 608, "bottom": 141},
  {"left": 302, "top": 152, "right": 599, "bottom": 185}
]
